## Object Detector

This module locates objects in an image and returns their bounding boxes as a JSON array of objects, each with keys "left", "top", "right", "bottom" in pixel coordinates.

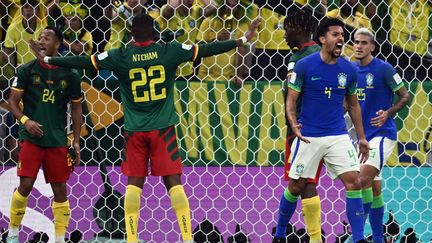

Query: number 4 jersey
[
  {"left": 91, "top": 41, "right": 199, "bottom": 132},
  {"left": 12, "top": 60, "right": 82, "bottom": 147}
]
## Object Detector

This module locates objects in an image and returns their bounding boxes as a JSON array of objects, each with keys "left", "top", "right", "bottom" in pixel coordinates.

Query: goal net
[{"left": 0, "top": 0, "right": 431, "bottom": 242}]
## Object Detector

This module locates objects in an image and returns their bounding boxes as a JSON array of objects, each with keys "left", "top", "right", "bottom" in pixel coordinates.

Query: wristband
[
  {"left": 43, "top": 56, "right": 51, "bottom": 64},
  {"left": 240, "top": 36, "right": 247, "bottom": 44},
  {"left": 20, "top": 115, "right": 29, "bottom": 124}
]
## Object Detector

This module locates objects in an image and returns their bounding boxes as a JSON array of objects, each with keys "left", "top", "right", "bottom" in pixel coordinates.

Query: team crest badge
[
  {"left": 17, "top": 160, "right": 21, "bottom": 170},
  {"left": 60, "top": 80, "right": 68, "bottom": 89},
  {"left": 33, "top": 75, "right": 41, "bottom": 84},
  {"left": 366, "top": 73, "right": 374, "bottom": 88},
  {"left": 189, "top": 19, "right": 195, "bottom": 28},
  {"left": 338, "top": 73, "right": 347, "bottom": 88},
  {"left": 295, "top": 164, "right": 304, "bottom": 176}
]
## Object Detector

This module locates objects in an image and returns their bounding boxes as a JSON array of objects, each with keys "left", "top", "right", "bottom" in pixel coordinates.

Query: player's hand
[
  {"left": 370, "top": 109, "right": 389, "bottom": 127},
  {"left": 217, "top": 29, "right": 230, "bottom": 41},
  {"left": 168, "top": 0, "right": 181, "bottom": 8},
  {"left": 72, "top": 139, "right": 81, "bottom": 166},
  {"left": 292, "top": 124, "right": 310, "bottom": 143},
  {"left": 29, "top": 39, "right": 46, "bottom": 61},
  {"left": 244, "top": 18, "right": 261, "bottom": 42},
  {"left": 357, "top": 138, "right": 370, "bottom": 163},
  {"left": 24, "top": 120, "right": 43, "bottom": 137}
]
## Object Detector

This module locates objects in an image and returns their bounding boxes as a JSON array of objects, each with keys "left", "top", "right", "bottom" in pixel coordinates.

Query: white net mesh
[{"left": 0, "top": 0, "right": 431, "bottom": 242}]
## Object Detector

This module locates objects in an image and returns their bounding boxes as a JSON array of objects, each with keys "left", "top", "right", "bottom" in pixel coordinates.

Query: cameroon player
[
  {"left": 31, "top": 13, "right": 260, "bottom": 243},
  {"left": 7, "top": 27, "right": 82, "bottom": 243}
]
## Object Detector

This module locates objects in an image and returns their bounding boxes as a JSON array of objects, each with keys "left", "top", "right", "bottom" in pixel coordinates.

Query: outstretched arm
[
  {"left": 29, "top": 39, "right": 94, "bottom": 69},
  {"left": 194, "top": 18, "right": 261, "bottom": 59}
]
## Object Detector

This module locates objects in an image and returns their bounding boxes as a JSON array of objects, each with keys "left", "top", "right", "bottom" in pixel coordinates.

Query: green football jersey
[
  {"left": 12, "top": 60, "right": 82, "bottom": 147},
  {"left": 91, "top": 41, "right": 198, "bottom": 132},
  {"left": 287, "top": 42, "right": 321, "bottom": 69}
]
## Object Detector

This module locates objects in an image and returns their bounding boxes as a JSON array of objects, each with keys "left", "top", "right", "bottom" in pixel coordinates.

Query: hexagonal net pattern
[{"left": 0, "top": 0, "right": 431, "bottom": 242}]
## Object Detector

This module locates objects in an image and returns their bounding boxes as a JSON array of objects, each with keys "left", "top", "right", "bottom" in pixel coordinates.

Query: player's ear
[{"left": 319, "top": 35, "right": 325, "bottom": 45}]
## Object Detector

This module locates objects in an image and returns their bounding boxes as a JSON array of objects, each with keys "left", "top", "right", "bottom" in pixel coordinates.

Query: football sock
[
  {"left": 9, "top": 190, "right": 29, "bottom": 234},
  {"left": 362, "top": 187, "right": 373, "bottom": 222},
  {"left": 169, "top": 185, "right": 192, "bottom": 241},
  {"left": 370, "top": 194, "right": 384, "bottom": 243},
  {"left": 125, "top": 185, "right": 142, "bottom": 243},
  {"left": 346, "top": 190, "right": 364, "bottom": 242},
  {"left": 274, "top": 188, "right": 299, "bottom": 238},
  {"left": 52, "top": 200, "right": 70, "bottom": 240},
  {"left": 302, "top": 196, "right": 322, "bottom": 242}
]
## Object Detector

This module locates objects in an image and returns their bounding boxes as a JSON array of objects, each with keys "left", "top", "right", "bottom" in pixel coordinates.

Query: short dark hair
[
  {"left": 131, "top": 13, "right": 156, "bottom": 41},
  {"left": 44, "top": 26, "right": 64, "bottom": 43},
  {"left": 313, "top": 17, "right": 345, "bottom": 46},
  {"left": 20, "top": 0, "right": 39, "bottom": 7},
  {"left": 284, "top": 9, "right": 316, "bottom": 35}
]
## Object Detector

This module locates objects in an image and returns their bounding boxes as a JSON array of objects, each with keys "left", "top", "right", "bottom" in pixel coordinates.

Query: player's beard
[
  {"left": 331, "top": 46, "right": 342, "bottom": 58},
  {"left": 331, "top": 49, "right": 341, "bottom": 58}
]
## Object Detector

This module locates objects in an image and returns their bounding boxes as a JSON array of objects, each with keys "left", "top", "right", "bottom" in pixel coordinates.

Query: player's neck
[
  {"left": 298, "top": 40, "right": 314, "bottom": 50},
  {"left": 359, "top": 55, "right": 373, "bottom": 66},
  {"left": 319, "top": 50, "right": 337, "bottom": 64}
]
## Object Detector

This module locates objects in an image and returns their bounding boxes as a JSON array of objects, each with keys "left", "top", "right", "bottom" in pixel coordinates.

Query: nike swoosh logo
[{"left": 311, "top": 76, "right": 321, "bottom": 80}]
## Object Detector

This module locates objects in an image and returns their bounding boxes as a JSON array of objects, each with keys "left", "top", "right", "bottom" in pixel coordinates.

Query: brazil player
[
  {"left": 274, "top": 10, "right": 323, "bottom": 243},
  {"left": 30, "top": 13, "right": 261, "bottom": 243},
  {"left": 6, "top": 27, "right": 83, "bottom": 243},
  {"left": 280, "top": 17, "right": 370, "bottom": 243},
  {"left": 353, "top": 28, "right": 409, "bottom": 243}
]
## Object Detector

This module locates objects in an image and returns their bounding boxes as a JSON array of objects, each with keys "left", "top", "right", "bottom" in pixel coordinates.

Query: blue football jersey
[
  {"left": 353, "top": 58, "right": 404, "bottom": 141},
  {"left": 288, "top": 52, "right": 358, "bottom": 137}
]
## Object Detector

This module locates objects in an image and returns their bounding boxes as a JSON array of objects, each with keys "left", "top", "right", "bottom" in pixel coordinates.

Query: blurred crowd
[{"left": 0, "top": 0, "right": 430, "bottom": 84}]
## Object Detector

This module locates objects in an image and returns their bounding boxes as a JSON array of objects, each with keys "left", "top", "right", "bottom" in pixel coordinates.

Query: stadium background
[{"left": 0, "top": 0, "right": 431, "bottom": 242}]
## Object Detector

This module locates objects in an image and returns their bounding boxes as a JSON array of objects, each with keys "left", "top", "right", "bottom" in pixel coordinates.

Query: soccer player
[
  {"left": 353, "top": 28, "right": 409, "bottom": 243},
  {"left": 274, "top": 10, "right": 323, "bottom": 243},
  {"left": 30, "top": 13, "right": 260, "bottom": 243},
  {"left": 6, "top": 27, "right": 83, "bottom": 243},
  {"left": 280, "top": 17, "right": 370, "bottom": 243}
]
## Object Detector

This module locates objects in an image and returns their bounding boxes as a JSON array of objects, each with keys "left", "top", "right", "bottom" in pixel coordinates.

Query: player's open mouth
[{"left": 335, "top": 43, "right": 343, "bottom": 49}]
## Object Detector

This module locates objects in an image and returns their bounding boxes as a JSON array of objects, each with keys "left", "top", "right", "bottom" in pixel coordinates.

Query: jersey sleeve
[
  {"left": 90, "top": 49, "right": 120, "bottom": 71},
  {"left": 70, "top": 70, "right": 83, "bottom": 102},
  {"left": 3, "top": 23, "right": 17, "bottom": 49},
  {"left": 287, "top": 61, "right": 304, "bottom": 92},
  {"left": 168, "top": 41, "right": 199, "bottom": 63},
  {"left": 347, "top": 66, "right": 358, "bottom": 95},
  {"left": 10, "top": 66, "right": 27, "bottom": 91},
  {"left": 382, "top": 63, "right": 404, "bottom": 92}
]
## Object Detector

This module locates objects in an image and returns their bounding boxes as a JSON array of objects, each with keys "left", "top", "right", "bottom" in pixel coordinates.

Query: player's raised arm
[
  {"left": 30, "top": 39, "right": 94, "bottom": 69},
  {"left": 193, "top": 18, "right": 261, "bottom": 59}
]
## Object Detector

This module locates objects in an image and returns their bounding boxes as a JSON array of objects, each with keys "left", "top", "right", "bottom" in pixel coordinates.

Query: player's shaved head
[
  {"left": 313, "top": 17, "right": 345, "bottom": 46},
  {"left": 131, "top": 13, "right": 155, "bottom": 41}
]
